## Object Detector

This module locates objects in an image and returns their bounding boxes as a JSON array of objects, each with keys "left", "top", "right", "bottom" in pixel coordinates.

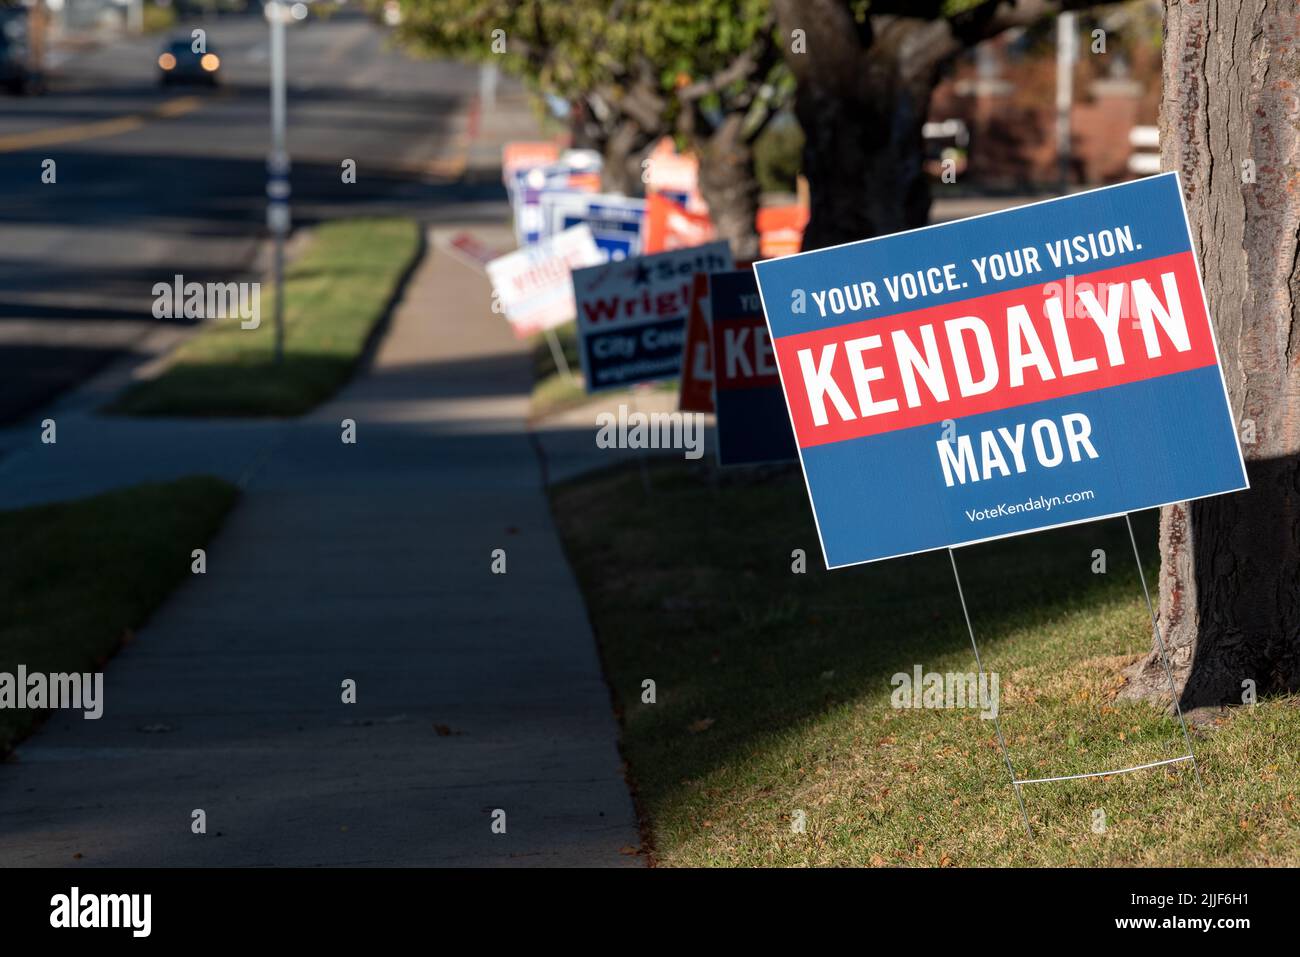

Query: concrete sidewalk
[{"left": 0, "top": 225, "right": 641, "bottom": 866}]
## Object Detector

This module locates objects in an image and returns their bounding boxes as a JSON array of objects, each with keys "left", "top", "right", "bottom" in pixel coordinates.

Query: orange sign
[
  {"left": 502, "top": 141, "right": 560, "bottom": 183},
  {"left": 757, "top": 205, "right": 809, "bottom": 258},
  {"left": 678, "top": 272, "right": 715, "bottom": 413},
  {"left": 645, "top": 193, "right": 716, "bottom": 254}
]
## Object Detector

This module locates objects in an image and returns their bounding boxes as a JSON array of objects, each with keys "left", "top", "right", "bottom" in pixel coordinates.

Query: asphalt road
[{"left": 0, "top": 8, "right": 495, "bottom": 424}]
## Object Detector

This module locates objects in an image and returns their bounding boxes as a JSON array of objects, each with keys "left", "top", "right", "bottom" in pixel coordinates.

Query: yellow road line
[
  {"left": 424, "top": 146, "right": 468, "bottom": 180},
  {"left": 153, "top": 95, "right": 203, "bottom": 118},
  {"left": 0, "top": 96, "right": 203, "bottom": 154}
]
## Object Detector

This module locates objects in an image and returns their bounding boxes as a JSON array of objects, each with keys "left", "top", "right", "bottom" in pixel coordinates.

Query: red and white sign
[
  {"left": 645, "top": 193, "right": 716, "bottom": 254},
  {"left": 441, "top": 231, "right": 502, "bottom": 273},
  {"left": 486, "top": 224, "right": 602, "bottom": 338},
  {"left": 773, "top": 252, "right": 1216, "bottom": 449}
]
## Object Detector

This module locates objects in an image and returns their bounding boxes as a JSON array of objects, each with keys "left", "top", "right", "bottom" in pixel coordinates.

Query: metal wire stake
[
  {"left": 948, "top": 547, "right": 1034, "bottom": 838},
  {"left": 1124, "top": 513, "right": 1204, "bottom": 790}
]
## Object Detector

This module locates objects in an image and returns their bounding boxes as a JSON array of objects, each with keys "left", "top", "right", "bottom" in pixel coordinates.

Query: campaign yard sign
[
  {"left": 486, "top": 224, "right": 602, "bottom": 338},
  {"left": 542, "top": 193, "right": 645, "bottom": 262},
  {"left": 501, "top": 141, "right": 560, "bottom": 185},
  {"left": 573, "top": 241, "right": 733, "bottom": 393},
  {"left": 678, "top": 272, "right": 715, "bottom": 413},
  {"left": 757, "top": 205, "right": 809, "bottom": 259},
  {"left": 709, "top": 270, "right": 797, "bottom": 466},
  {"left": 645, "top": 194, "right": 716, "bottom": 253},
  {"left": 752, "top": 173, "right": 1248, "bottom": 568},
  {"left": 508, "top": 153, "right": 602, "bottom": 246}
]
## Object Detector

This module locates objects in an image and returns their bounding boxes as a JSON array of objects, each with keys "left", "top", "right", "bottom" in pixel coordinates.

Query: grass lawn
[
  {"left": 529, "top": 321, "right": 586, "bottom": 418},
  {"left": 111, "top": 218, "right": 421, "bottom": 417},
  {"left": 551, "top": 459, "right": 1300, "bottom": 866},
  {"left": 0, "top": 477, "right": 238, "bottom": 754}
]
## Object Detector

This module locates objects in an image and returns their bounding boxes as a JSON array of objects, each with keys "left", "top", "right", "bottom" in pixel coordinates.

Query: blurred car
[
  {"left": 158, "top": 37, "right": 221, "bottom": 87},
  {"left": 0, "top": 4, "right": 47, "bottom": 95}
]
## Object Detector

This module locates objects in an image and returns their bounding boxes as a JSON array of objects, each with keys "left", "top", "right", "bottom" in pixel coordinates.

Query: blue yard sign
[
  {"left": 708, "top": 269, "right": 797, "bottom": 466},
  {"left": 573, "top": 241, "right": 733, "bottom": 393},
  {"left": 543, "top": 193, "right": 645, "bottom": 262},
  {"left": 752, "top": 173, "right": 1248, "bottom": 568}
]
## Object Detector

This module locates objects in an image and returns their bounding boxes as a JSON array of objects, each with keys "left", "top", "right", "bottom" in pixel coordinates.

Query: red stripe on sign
[
  {"left": 712, "top": 316, "right": 781, "bottom": 391},
  {"left": 774, "top": 252, "right": 1217, "bottom": 449}
]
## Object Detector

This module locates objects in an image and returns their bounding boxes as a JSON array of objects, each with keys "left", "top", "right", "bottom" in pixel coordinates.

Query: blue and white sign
[
  {"left": 507, "top": 150, "right": 602, "bottom": 246},
  {"left": 752, "top": 174, "right": 1248, "bottom": 568},
  {"left": 542, "top": 193, "right": 645, "bottom": 262},
  {"left": 709, "top": 270, "right": 797, "bottom": 467},
  {"left": 572, "top": 241, "right": 733, "bottom": 393}
]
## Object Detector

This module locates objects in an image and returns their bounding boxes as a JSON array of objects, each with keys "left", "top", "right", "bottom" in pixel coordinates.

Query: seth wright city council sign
[
  {"left": 752, "top": 173, "right": 1248, "bottom": 568},
  {"left": 574, "top": 240, "right": 732, "bottom": 392}
]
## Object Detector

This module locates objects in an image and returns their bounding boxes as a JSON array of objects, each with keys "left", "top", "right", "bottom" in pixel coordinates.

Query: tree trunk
[
  {"left": 1123, "top": 0, "right": 1300, "bottom": 709},
  {"left": 575, "top": 87, "right": 662, "bottom": 197},
  {"left": 695, "top": 112, "right": 762, "bottom": 262},
  {"left": 600, "top": 118, "right": 655, "bottom": 196},
  {"left": 792, "top": 69, "right": 935, "bottom": 250},
  {"left": 770, "top": 3, "right": 960, "bottom": 250}
]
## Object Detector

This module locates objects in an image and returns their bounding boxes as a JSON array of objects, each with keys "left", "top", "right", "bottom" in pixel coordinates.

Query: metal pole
[
  {"left": 631, "top": 385, "right": 652, "bottom": 495},
  {"left": 1055, "top": 12, "right": 1076, "bottom": 194},
  {"left": 949, "top": 547, "right": 1033, "bottom": 838},
  {"left": 543, "top": 327, "right": 572, "bottom": 381},
  {"left": 1124, "top": 513, "right": 1204, "bottom": 789},
  {"left": 479, "top": 62, "right": 499, "bottom": 115},
  {"left": 268, "top": 1, "right": 289, "bottom": 365}
]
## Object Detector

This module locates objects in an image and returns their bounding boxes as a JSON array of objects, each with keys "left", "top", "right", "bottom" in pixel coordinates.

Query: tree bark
[
  {"left": 601, "top": 117, "right": 656, "bottom": 196},
  {"left": 792, "top": 63, "right": 936, "bottom": 250},
  {"left": 695, "top": 112, "right": 763, "bottom": 262},
  {"left": 573, "top": 90, "right": 661, "bottom": 197},
  {"left": 1123, "top": 0, "right": 1300, "bottom": 709},
  {"left": 771, "top": 3, "right": 961, "bottom": 249}
]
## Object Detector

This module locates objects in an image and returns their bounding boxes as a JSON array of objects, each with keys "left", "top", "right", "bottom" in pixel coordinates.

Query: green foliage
[
  {"left": 141, "top": 2, "right": 177, "bottom": 34},
  {"left": 392, "top": 0, "right": 784, "bottom": 129}
]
